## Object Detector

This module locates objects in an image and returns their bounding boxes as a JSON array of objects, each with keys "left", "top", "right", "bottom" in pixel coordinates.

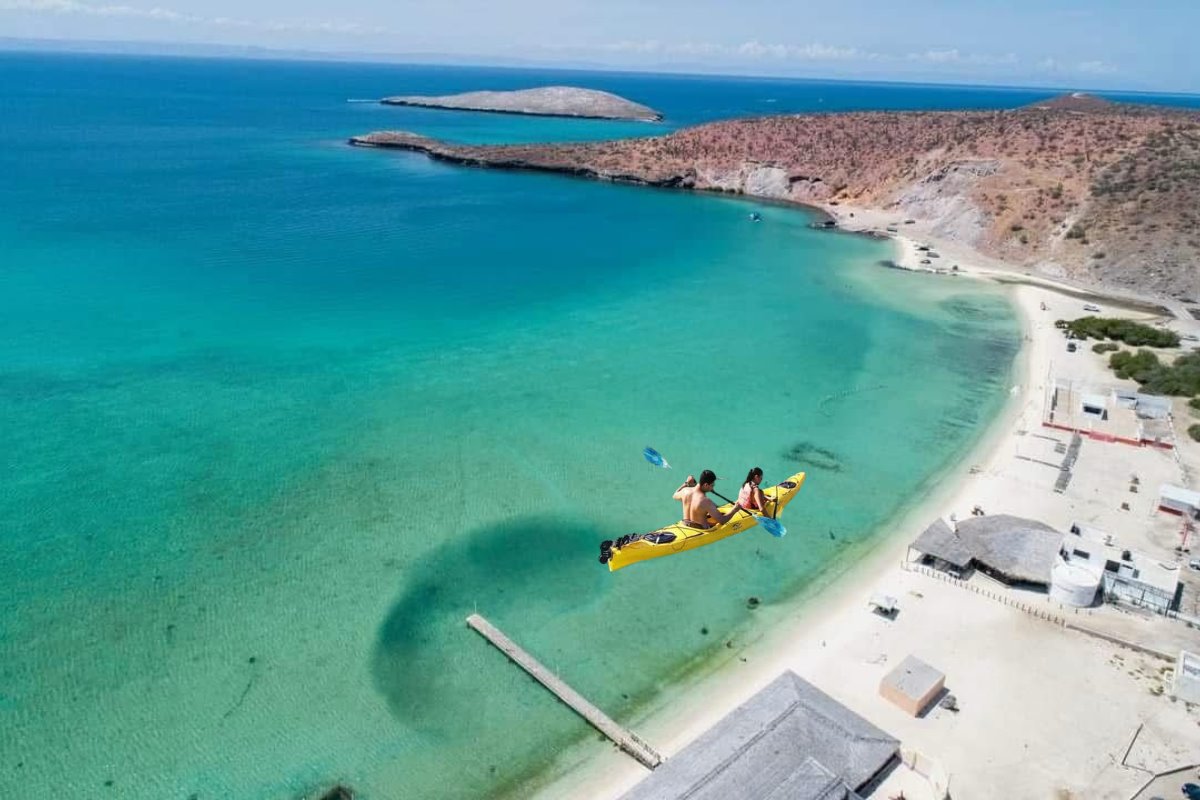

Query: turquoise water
[{"left": 4, "top": 51, "right": 1172, "bottom": 799}]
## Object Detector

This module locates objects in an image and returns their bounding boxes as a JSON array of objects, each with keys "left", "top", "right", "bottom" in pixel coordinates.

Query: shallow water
[{"left": 3, "top": 52, "right": 1162, "bottom": 798}]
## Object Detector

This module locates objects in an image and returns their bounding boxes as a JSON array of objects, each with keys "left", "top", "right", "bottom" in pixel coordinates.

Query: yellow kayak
[{"left": 600, "top": 472, "right": 806, "bottom": 572}]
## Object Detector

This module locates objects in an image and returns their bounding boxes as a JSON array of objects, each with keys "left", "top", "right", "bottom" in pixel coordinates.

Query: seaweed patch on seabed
[
  {"left": 817, "top": 384, "right": 886, "bottom": 417},
  {"left": 783, "top": 442, "right": 843, "bottom": 472}
]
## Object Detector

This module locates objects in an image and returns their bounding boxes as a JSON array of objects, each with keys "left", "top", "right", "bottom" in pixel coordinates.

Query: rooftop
[
  {"left": 620, "top": 671, "right": 898, "bottom": 800},
  {"left": 911, "top": 518, "right": 972, "bottom": 569},
  {"left": 911, "top": 514, "right": 1064, "bottom": 585},
  {"left": 880, "top": 656, "right": 945, "bottom": 703}
]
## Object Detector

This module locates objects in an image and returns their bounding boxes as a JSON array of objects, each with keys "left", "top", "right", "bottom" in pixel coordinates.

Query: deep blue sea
[{"left": 1, "top": 52, "right": 1192, "bottom": 799}]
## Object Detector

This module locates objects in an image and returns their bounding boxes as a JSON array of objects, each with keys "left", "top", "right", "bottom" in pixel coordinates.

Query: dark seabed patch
[
  {"left": 372, "top": 515, "right": 607, "bottom": 733},
  {"left": 783, "top": 442, "right": 843, "bottom": 472}
]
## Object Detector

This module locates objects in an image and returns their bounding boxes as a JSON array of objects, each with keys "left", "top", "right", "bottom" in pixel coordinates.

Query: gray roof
[
  {"left": 911, "top": 518, "right": 973, "bottom": 568},
  {"left": 955, "top": 514, "right": 1062, "bottom": 585},
  {"left": 620, "top": 672, "right": 896, "bottom": 800}
]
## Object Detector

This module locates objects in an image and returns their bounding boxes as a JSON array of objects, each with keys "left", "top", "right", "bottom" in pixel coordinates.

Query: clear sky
[{"left": 2, "top": 0, "right": 1196, "bottom": 92}]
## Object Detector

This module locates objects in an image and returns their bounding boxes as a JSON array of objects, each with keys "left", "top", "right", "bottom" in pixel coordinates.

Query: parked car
[
  {"left": 1189, "top": 558, "right": 1200, "bottom": 571},
  {"left": 1067, "top": 342, "right": 1078, "bottom": 353},
  {"left": 1083, "top": 303, "right": 1101, "bottom": 312}
]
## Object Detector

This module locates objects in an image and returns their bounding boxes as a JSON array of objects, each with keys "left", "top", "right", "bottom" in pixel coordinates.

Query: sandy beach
[{"left": 526, "top": 207, "right": 1200, "bottom": 800}]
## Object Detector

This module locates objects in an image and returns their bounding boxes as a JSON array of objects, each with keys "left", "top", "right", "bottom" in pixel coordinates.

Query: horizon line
[{"left": 3, "top": 35, "right": 1199, "bottom": 99}]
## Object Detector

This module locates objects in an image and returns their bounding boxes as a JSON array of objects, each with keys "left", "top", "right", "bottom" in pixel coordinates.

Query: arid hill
[
  {"left": 381, "top": 86, "right": 662, "bottom": 121},
  {"left": 353, "top": 96, "right": 1200, "bottom": 300}
]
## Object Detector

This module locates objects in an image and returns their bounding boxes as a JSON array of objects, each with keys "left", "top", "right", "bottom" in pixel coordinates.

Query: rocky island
[
  {"left": 380, "top": 86, "right": 662, "bottom": 122},
  {"left": 353, "top": 95, "right": 1200, "bottom": 300}
]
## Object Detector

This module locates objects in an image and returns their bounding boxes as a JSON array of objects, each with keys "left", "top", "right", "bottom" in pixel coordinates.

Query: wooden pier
[{"left": 465, "top": 613, "right": 663, "bottom": 769}]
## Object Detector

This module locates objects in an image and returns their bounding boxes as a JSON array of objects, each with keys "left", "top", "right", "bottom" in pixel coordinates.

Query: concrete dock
[{"left": 465, "top": 613, "right": 662, "bottom": 769}]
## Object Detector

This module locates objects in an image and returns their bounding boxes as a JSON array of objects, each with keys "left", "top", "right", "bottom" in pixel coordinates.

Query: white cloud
[
  {"left": 906, "top": 48, "right": 1018, "bottom": 66},
  {"left": 1036, "top": 56, "right": 1119, "bottom": 76},
  {"left": 1076, "top": 59, "right": 1117, "bottom": 75},
  {"left": 590, "top": 38, "right": 1042, "bottom": 68},
  {"left": 593, "top": 39, "right": 876, "bottom": 62},
  {"left": 0, "top": 0, "right": 388, "bottom": 36}
]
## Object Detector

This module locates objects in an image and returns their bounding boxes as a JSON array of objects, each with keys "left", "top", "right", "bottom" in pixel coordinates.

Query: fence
[{"left": 902, "top": 562, "right": 1175, "bottom": 662}]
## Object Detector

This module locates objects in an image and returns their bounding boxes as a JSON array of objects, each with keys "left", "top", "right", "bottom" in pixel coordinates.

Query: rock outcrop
[
  {"left": 380, "top": 86, "right": 662, "bottom": 122},
  {"left": 353, "top": 96, "right": 1200, "bottom": 300}
]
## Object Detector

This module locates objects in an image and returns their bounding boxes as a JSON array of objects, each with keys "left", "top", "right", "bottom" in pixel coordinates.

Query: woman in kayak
[{"left": 738, "top": 467, "right": 769, "bottom": 514}]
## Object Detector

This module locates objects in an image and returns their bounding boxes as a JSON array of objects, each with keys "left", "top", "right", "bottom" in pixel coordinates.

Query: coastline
[
  {"left": 521, "top": 226, "right": 1038, "bottom": 799},
  {"left": 379, "top": 99, "right": 663, "bottom": 123},
  {"left": 524, "top": 207, "right": 1197, "bottom": 799}
]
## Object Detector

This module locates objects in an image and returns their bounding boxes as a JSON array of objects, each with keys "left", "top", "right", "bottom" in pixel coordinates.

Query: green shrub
[
  {"left": 1092, "top": 342, "right": 1119, "bottom": 354},
  {"left": 1110, "top": 350, "right": 1200, "bottom": 396},
  {"left": 1064, "top": 316, "right": 1180, "bottom": 347},
  {"left": 1110, "top": 349, "right": 1161, "bottom": 381},
  {"left": 1190, "top": 396, "right": 1200, "bottom": 411},
  {"left": 1190, "top": 423, "right": 1200, "bottom": 443}
]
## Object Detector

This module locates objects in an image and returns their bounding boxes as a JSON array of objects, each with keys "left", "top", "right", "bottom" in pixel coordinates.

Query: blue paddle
[
  {"left": 713, "top": 490, "right": 788, "bottom": 538},
  {"left": 645, "top": 447, "right": 787, "bottom": 537},
  {"left": 642, "top": 446, "right": 671, "bottom": 469}
]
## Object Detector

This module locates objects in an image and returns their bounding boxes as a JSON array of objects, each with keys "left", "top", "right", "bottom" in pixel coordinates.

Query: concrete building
[
  {"left": 620, "top": 671, "right": 899, "bottom": 800},
  {"left": 1064, "top": 524, "right": 1182, "bottom": 614},
  {"left": 1158, "top": 484, "right": 1200, "bottom": 518},
  {"left": 879, "top": 656, "right": 945, "bottom": 718},
  {"left": 1045, "top": 381, "right": 1175, "bottom": 448},
  {"left": 1172, "top": 651, "right": 1200, "bottom": 704}
]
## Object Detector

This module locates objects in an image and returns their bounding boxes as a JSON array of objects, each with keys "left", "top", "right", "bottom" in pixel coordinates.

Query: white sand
[{"left": 524, "top": 210, "right": 1200, "bottom": 800}]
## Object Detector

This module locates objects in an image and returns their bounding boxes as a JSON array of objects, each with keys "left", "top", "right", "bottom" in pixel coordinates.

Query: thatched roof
[
  {"left": 911, "top": 518, "right": 973, "bottom": 568},
  {"left": 620, "top": 671, "right": 896, "bottom": 800},
  {"left": 955, "top": 514, "right": 1062, "bottom": 584},
  {"left": 912, "top": 514, "right": 1063, "bottom": 585}
]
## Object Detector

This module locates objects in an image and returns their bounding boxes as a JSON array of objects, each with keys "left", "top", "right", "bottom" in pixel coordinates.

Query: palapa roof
[
  {"left": 620, "top": 671, "right": 896, "bottom": 800},
  {"left": 955, "top": 514, "right": 1062, "bottom": 584},
  {"left": 912, "top": 514, "right": 1063, "bottom": 585},
  {"left": 911, "top": 518, "right": 973, "bottom": 568}
]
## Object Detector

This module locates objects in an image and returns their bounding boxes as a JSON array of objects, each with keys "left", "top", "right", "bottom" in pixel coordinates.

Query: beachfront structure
[
  {"left": 1172, "top": 651, "right": 1200, "bottom": 704},
  {"left": 1049, "top": 556, "right": 1103, "bottom": 607},
  {"left": 879, "top": 656, "right": 945, "bottom": 718},
  {"left": 909, "top": 518, "right": 972, "bottom": 578},
  {"left": 619, "top": 671, "right": 899, "bottom": 800},
  {"left": 1044, "top": 380, "right": 1174, "bottom": 448},
  {"left": 909, "top": 514, "right": 1063, "bottom": 587},
  {"left": 1158, "top": 484, "right": 1200, "bottom": 518},
  {"left": 1063, "top": 524, "right": 1182, "bottom": 614}
]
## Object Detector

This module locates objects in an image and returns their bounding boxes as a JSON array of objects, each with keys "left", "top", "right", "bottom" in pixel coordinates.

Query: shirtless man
[{"left": 673, "top": 469, "right": 743, "bottom": 529}]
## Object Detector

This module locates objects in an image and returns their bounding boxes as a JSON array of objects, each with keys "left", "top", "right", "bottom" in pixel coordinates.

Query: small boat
[
  {"left": 749, "top": 212, "right": 763, "bottom": 222},
  {"left": 600, "top": 472, "right": 806, "bottom": 572}
]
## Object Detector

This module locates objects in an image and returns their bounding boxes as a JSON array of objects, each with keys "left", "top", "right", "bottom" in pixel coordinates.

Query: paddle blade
[
  {"left": 758, "top": 515, "right": 787, "bottom": 538},
  {"left": 642, "top": 447, "right": 671, "bottom": 469}
]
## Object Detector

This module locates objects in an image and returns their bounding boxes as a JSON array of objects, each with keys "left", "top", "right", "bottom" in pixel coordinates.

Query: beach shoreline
[
  {"left": 521, "top": 220, "right": 1040, "bottom": 800},
  {"left": 524, "top": 205, "right": 1198, "bottom": 800}
]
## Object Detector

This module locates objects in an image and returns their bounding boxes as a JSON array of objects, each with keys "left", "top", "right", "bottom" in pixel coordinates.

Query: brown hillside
[{"left": 353, "top": 97, "right": 1200, "bottom": 300}]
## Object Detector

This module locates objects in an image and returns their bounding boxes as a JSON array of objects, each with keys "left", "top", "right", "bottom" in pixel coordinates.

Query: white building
[
  {"left": 1158, "top": 484, "right": 1200, "bottom": 518},
  {"left": 1063, "top": 523, "right": 1181, "bottom": 614},
  {"left": 1173, "top": 651, "right": 1200, "bottom": 704}
]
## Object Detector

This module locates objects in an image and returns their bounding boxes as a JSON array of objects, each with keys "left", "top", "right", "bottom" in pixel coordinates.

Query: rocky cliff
[{"left": 353, "top": 95, "right": 1200, "bottom": 301}]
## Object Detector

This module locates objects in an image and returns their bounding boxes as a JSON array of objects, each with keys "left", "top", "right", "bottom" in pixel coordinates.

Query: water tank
[{"left": 1050, "top": 557, "right": 1102, "bottom": 607}]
